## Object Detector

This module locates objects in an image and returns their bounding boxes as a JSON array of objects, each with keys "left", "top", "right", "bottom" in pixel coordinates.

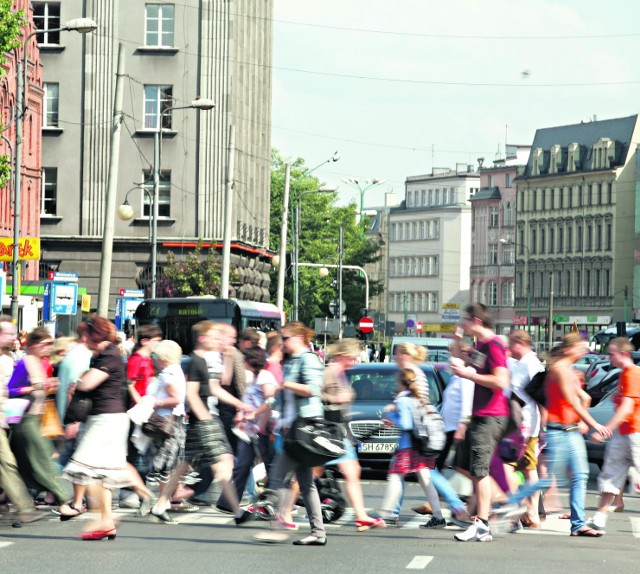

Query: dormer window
[
  {"left": 549, "top": 144, "right": 561, "bottom": 174},
  {"left": 532, "top": 148, "right": 543, "bottom": 176},
  {"left": 592, "top": 137, "right": 614, "bottom": 170},
  {"left": 568, "top": 142, "right": 580, "bottom": 172}
]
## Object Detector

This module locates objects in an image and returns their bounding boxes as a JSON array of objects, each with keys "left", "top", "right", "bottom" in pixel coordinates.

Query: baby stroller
[{"left": 254, "top": 467, "right": 347, "bottom": 524}]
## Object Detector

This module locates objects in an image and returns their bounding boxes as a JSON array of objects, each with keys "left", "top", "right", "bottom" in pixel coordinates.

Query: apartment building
[
  {"left": 515, "top": 115, "right": 640, "bottom": 344},
  {"left": 469, "top": 145, "right": 530, "bottom": 335},
  {"left": 387, "top": 165, "right": 477, "bottom": 335},
  {"left": 36, "top": 0, "right": 273, "bottom": 311}
]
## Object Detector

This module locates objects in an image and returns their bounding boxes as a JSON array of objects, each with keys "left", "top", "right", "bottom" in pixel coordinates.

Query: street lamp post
[
  {"left": 118, "top": 99, "right": 214, "bottom": 299},
  {"left": 299, "top": 262, "right": 369, "bottom": 311},
  {"left": 341, "top": 177, "right": 385, "bottom": 222},
  {"left": 12, "top": 18, "right": 97, "bottom": 323},
  {"left": 501, "top": 237, "right": 531, "bottom": 334}
]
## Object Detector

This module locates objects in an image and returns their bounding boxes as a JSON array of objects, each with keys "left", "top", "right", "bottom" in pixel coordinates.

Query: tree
[
  {"left": 270, "top": 149, "right": 382, "bottom": 326},
  {"left": 0, "top": 1, "right": 25, "bottom": 188},
  {"left": 156, "top": 242, "right": 225, "bottom": 297}
]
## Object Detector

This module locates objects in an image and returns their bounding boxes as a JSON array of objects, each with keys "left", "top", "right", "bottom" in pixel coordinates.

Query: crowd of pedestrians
[{"left": 1, "top": 305, "right": 639, "bottom": 548}]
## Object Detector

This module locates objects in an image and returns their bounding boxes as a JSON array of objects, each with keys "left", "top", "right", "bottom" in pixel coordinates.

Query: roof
[
  {"left": 522, "top": 115, "right": 638, "bottom": 177},
  {"left": 468, "top": 187, "right": 502, "bottom": 201}
]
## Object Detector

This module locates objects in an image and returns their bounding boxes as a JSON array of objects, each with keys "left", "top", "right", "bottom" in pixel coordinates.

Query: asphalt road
[{"left": 1, "top": 468, "right": 638, "bottom": 574}]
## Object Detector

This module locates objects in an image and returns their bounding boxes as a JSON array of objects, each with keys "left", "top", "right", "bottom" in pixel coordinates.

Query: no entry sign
[{"left": 359, "top": 317, "right": 374, "bottom": 333}]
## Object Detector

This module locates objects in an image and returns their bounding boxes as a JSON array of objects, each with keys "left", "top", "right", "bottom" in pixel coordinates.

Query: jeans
[{"left": 509, "top": 428, "right": 589, "bottom": 533}]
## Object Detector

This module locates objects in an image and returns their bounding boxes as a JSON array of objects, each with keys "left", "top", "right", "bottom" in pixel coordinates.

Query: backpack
[
  {"left": 525, "top": 369, "right": 548, "bottom": 407},
  {"left": 411, "top": 399, "right": 446, "bottom": 458}
]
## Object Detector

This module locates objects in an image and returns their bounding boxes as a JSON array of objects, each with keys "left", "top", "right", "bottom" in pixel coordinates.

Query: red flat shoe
[
  {"left": 77, "top": 528, "right": 117, "bottom": 541},
  {"left": 355, "top": 518, "right": 386, "bottom": 532}
]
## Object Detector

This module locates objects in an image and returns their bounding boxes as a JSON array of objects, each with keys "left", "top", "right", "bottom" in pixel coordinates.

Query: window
[
  {"left": 504, "top": 245, "right": 515, "bottom": 265},
  {"left": 585, "top": 270, "right": 591, "bottom": 296},
  {"left": 488, "top": 282, "right": 497, "bottom": 306},
  {"left": 502, "top": 282, "right": 514, "bottom": 306},
  {"left": 549, "top": 227, "right": 554, "bottom": 254},
  {"left": 595, "top": 270, "right": 601, "bottom": 297},
  {"left": 435, "top": 189, "right": 440, "bottom": 204},
  {"left": 43, "top": 83, "right": 59, "bottom": 128},
  {"left": 143, "top": 85, "right": 173, "bottom": 130},
  {"left": 41, "top": 167, "right": 57, "bottom": 215},
  {"left": 142, "top": 170, "right": 171, "bottom": 217},
  {"left": 586, "top": 224, "right": 592, "bottom": 251},
  {"left": 506, "top": 173, "right": 513, "bottom": 188},
  {"left": 530, "top": 229, "right": 537, "bottom": 255},
  {"left": 407, "top": 192, "right": 414, "bottom": 208},
  {"left": 567, "top": 227, "right": 572, "bottom": 253},
  {"left": 428, "top": 190, "right": 433, "bottom": 205},
  {"left": 489, "top": 175, "right": 495, "bottom": 187},
  {"left": 605, "top": 223, "right": 612, "bottom": 250},
  {"left": 604, "top": 269, "right": 610, "bottom": 296},
  {"left": 449, "top": 188, "right": 456, "bottom": 204},
  {"left": 33, "top": 2, "right": 61, "bottom": 45},
  {"left": 540, "top": 228, "right": 545, "bottom": 254},
  {"left": 390, "top": 223, "right": 397, "bottom": 241},
  {"left": 489, "top": 244, "right": 498, "bottom": 265},
  {"left": 577, "top": 224, "right": 583, "bottom": 251},
  {"left": 145, "top": 4, "right": 175, "bottom": 47},
  {"left": 565, "top": 270, "right": 571, "bottom": 297},
  {"left": 596, "top": 223, "right": 602, "bottom": 250},
  {"left": 489, "top": 207, "right": 499, "bottom": 227},
  {"left": 503, "top": 202, "right": 514, "bottom": 226},
  {"left": 427, "top": 292, "right": 438, "bottom": 312},
  {"left": 421, "top": 190, "right": 426, "bottom": 206},
  {"left": 576, "top": 270, "right": 581, "bottom": 296}
]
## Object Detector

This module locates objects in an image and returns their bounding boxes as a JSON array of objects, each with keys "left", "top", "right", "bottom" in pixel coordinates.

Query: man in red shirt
[
  {"left": 127, "top": 324, "right": 162, "bottom": 405},
  {"left": 451, "top": 303, "right": 510, "bottom": 542},
  {"left": 588, "top": 337, "right": 640, "bottom": 533}
]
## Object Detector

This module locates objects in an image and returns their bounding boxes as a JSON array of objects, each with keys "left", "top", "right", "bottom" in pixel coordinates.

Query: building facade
[
  {"left": 469, "top": 145, "right": 530, "bottom": 335},
  {"left": 515, "top": 115, "right": 640, "bottom": 346},
  {"left": 387, "top": 165, "right": 477, "bottom": 335},
  {"left": 36, "top": 0, "right": 273, "bottom": 312},
  {"left": 1, "top": 0, "right": 43, "bottom": 316}
]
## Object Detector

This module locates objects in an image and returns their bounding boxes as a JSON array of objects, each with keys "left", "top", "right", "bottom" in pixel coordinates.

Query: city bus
[{"left": 133, "top": 297, "right": 282, "bottom": 355}]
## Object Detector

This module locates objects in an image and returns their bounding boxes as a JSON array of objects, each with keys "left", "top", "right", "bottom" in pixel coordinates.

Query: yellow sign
[
  {"left": 81, "top": 294, "right": 91, "bottom": 313},
  {"left": 442, "top": 303, "right": 460, "bottom": 310},
  {"left": 422, "top": 324, "right": 456, "bottom": 333},
  {"left": 0, "top": 238, "right": 41, "bottom": 261}
]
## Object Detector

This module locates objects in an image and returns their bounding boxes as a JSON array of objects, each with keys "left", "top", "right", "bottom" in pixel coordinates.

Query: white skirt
[{"left": 62, "top": 412, "right": 133, "bottom": 489}]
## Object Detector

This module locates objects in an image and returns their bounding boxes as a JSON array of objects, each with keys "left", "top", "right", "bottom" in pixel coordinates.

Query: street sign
[
  {"left": 416, "top": 321, "right": 423, "bottom": 333},
  {"left": 406, "top": 318, "right": 415, "bottom": 328},
  {"left": 48, "top": 271, "right": 79, "bottom": 282},
  {"left": 358, "top": 317, "right": 374, "bottom": 333},
  {"left": 51, "top": 282, "right": 78, "bottom": 315},
  {"left": 329, "top": 298, "right": 346, "bottom": 317},
  {"left": 119, "top": 288, "right": 145, "bottom": 298}
]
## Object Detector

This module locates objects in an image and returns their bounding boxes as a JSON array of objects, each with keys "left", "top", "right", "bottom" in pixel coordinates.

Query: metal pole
[
  {"left": 150, "top": 130, "right": 159, "bottom": 298},
  {"left": 548, "top": 271, "right": 554, "bottom": 351},
  {"left": 338, "top": 226, "right": 343, "bottom": 339},
  {"left": 276, "top": 163, "right": 290, "bottom": 312},
  {"left": 97, "top": 43, "right": 125, "bottom": 316},
  {"left": 220, "top": 124, "right": 235, "bottom": 298},
  {"left": 11, "top": 54, "right": 24, "bottom": 323},
  {"left": 293, "top": 198, "right": 301, "bottom": 320},
  {"left": 624, "top": 285, "right": 629, "bottom": 323},
  {"left": 297, "top": 263, "right": 369, "bottom": 310}
]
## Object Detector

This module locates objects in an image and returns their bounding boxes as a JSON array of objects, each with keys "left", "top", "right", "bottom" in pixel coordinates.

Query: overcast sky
[{"left": 272, "top": 0, "right": 640, "bottom": 208}]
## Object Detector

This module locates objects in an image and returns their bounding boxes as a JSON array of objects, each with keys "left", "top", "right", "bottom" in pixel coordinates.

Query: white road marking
[
  {"left": 629, "top": 517, "right": 640, "bottom": 538},
  {"left": 406, "top": 555, "right": 434, "bottom": 569},
  {"left": 0, "top": 541, "right": 14, "bottom": 550},
  {"left": 401, "top": 516, "right": 426, "bottom": 529}
]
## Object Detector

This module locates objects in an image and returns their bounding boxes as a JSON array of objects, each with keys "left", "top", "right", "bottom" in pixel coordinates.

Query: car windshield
[{"left": 346, "top": 367, "right": 442, "bottom": 405}]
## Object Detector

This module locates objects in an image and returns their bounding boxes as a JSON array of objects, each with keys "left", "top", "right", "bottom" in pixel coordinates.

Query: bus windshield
[{"left": 134, "top": 297, "right": 282, "bottom": 354}]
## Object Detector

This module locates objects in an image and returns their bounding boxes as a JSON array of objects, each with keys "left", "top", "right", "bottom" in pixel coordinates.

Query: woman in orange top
[{"left": 500, "top": 333, "right": 611, "bottom": 536}]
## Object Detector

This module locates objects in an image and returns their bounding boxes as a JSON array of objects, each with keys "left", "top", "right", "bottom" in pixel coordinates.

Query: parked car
[
  {"left": 584, "top": 358, "right": 614, "bottom": 391},
  {"left": 574, "top": 353, "right": 604, "bottom": 373},
  {"left": 585, "top": 386, "right": 616, "bottom": 467},
  {"left": 345, "top": 363, "right": 446, "bottom": 471}
]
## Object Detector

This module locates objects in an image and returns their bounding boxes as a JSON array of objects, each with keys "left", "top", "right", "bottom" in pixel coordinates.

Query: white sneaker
[{"left": 454, "top": 518, "right": 493, "bottom": 542}]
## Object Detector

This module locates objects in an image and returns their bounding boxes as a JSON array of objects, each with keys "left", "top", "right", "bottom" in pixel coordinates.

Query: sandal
[
  {"left": 520, "top": 515, "right": 541, "bottom": 529},
  {"left": 570, "top": 526, "right": 603, "bottom": 537},
  {"left": 58, "top": 502, "right": 86, "bottom": 522},
  {"left": 355, "top": 517, "right": 386, "bottom": 531},
  {"left": 411, "top": 503, "right": 432, "bottom": 516},
  {"left": 559, "top": 513, "right": 571, "bottom": 519}
]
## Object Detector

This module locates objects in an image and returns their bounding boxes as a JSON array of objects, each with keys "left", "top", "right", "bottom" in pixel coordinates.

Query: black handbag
[
  {"left": 284, "top": 416, "right": 347, "bottom": 467},
  {"left": 64, "top": 390, "right": 93, "bottom": 425},
  {"left": 142, "top": 413, "right": 174, "bottom": 441}
]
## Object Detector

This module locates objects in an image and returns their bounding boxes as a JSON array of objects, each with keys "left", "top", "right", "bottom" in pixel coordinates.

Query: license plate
[{"left": 357, "top": 442, "right": 398, "bottom": 453}]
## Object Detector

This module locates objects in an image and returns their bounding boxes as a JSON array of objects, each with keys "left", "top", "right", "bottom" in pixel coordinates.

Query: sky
[{"left": 271, "top": 0, "right": 640, "bottom": 208}]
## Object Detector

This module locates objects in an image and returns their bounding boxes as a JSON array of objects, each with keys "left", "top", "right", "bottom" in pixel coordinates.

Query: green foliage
[
  {"left": 0, "top": 0, "right": 25, "bottom": 69},
  {"left": 270, "top": 149, "right": 383, "bottom": 326},
  {"left": 0, "top": 155, "right": 10, "bottom": 188},
  {"left": 157, "top": 242, "right": 223, "bottom": 297}
]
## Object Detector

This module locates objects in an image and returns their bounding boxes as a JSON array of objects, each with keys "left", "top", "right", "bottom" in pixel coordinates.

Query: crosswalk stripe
[
  {"left": 0, "top": 542, "right": 13, "bottom": 549},
  {"left": 406, "top": 556, "right": 434, "bottom": 569},
  {"left": 629, "top": 517, "right": 640, "bottom": 538}
]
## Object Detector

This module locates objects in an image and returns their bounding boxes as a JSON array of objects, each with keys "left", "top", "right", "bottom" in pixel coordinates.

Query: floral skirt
[
  {"left": 147, "top": 416, "right": 187, "bottom": 484},
  {"left": 388, "top": 447, "right": 435, "bottom": 475}
]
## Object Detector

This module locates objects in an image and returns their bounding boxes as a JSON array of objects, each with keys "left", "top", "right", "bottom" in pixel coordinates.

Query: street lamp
[
  {"left": 292, "top": 185, "right": 336, "bottom": 321},
  {"left": 500, "top": 237, "right": 531, "bottom": 334},
  {"left": 11, "top": 18, "right": 97, "bottom": 323},
  {"left": 341, "top": 177, "right": 385, "bottom": 222},
  {"left": 300, "top": 262, "right": 370, "bottom": 311},
  {"left": 117, "top": 98, "right": 215, "bottom": 298}
]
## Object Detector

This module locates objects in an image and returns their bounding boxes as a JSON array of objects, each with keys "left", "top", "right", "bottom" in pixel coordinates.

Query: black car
[
  {"left": 585, "top": 387, "right": 616, "bottom": 467},
  {"left": 344, "top": 363, "right": 445, "bottom": 471}
]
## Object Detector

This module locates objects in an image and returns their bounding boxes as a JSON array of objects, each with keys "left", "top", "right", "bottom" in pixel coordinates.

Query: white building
[{"left": 387, "top": 165, "right": 478, "bottom": 335}]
